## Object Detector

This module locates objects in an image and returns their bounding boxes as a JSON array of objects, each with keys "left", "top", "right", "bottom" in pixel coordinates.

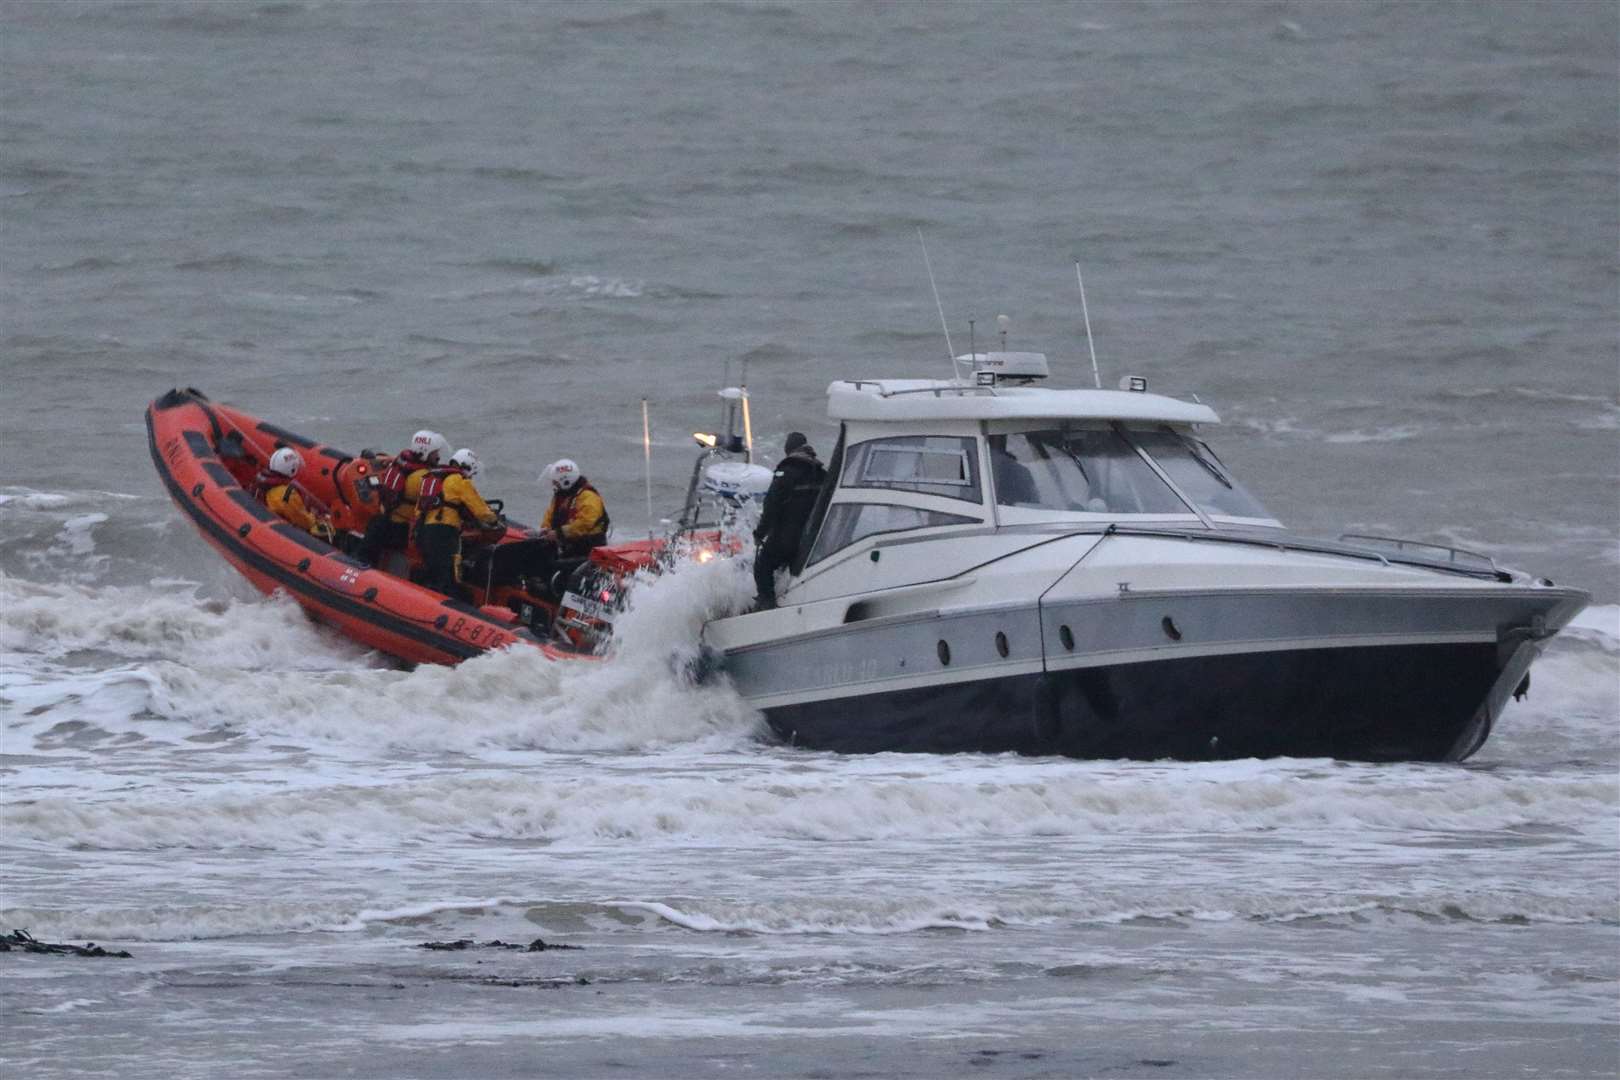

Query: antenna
[
  {"left": 641, "top": 398, "right": 654, "bottom": 537},
  {"left": 719, "top": 362, "right": 731, "bottom": 429},
  {"left": 1075, "top": 261, "right": 1102, "bottom": 389},
  {"left": 741, "top": 359, "right": 754, "bottom": 459},
  {"left": 918, "top": 229, "right": 959, "bottom": 380}
]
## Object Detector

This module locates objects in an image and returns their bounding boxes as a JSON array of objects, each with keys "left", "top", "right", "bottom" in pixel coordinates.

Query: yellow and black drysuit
[
  {"left": 542, "top": 481, "right": 610, "bottom": 557},
  {"left": 414, "top": 466, "right": 500, "bottom": 601},
  {"left": 506, "top": 480, "right": 611, "bottom": 599},
  {"left": 255, "top": 470, "right": 334, "bottom": 542}
]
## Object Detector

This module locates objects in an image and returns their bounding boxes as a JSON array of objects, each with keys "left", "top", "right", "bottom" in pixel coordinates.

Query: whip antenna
[
  {"left": 641, "top": 398, "right": 654, "bottom": 536},
  {"left": 1075, "top": 261, "right": 1102, "bottom": 389},
  {"left": 918, "top": 229, "right": 959, "bottom": 380},
  {"left": 739, "top": 359, "right": 753, "bottom": 460}
]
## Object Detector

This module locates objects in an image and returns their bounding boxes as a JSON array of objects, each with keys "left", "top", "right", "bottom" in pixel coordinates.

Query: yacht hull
[
  {"left": 716, "top": 575, "right": 1585, "bottom": 762},
  {"left": 712, "top": 367, "right": 1591, "bottom": 763},
  {"left": 763, "top": 639, "right": 1516, "bottom": 762}
]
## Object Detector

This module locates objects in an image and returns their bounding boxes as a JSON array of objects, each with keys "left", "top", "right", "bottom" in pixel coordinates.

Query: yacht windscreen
[
  {"left": 841, "top": 435, "right": 981, "bottom": 503},
  {"left": 1130, "top": 428, "right": 1271, "bottom": 519},
  {"left": 990, "top": 429, "right": 1188, "bottom": 514},
  {"left": 806, "top": 503, "right": 979, "bottom": 565}
]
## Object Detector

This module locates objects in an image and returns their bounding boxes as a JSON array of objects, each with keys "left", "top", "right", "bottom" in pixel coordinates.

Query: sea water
[{"left": 2, "top": 3, "right": 1616, "bottom": 1077}]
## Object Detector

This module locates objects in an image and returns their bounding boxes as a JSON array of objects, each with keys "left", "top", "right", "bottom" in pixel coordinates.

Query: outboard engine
[{"left": 701, "top": 461, "right": 773, "bottom": 541}]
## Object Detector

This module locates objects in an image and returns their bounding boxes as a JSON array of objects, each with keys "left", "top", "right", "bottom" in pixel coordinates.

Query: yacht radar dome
[
  {"left": 958, "top": 350, "right": 1050, "bottom": 386},
  {"left": 701, "top": 461, "right": 773, "bottom": 503}
]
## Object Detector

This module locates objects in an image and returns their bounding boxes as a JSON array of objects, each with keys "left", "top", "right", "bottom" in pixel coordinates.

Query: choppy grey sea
[{"left": 2, "top": 3, "right": 1617, "bottom": 1077}]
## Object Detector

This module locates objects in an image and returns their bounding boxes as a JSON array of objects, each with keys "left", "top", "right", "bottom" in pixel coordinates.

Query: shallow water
[{"left": 3, "top": 3, "right": 1617, "bottom": 1077}]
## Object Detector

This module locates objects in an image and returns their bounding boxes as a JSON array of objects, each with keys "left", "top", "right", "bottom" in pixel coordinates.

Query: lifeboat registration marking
[{"left": 441, "top": 615, "right": 512, "bottom": 651}]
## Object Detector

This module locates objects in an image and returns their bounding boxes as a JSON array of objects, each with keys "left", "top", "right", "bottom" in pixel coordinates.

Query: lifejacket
[
  {"left": 547, "top": 481, "right": 611, "bottom": 554},
  {"left": 377, "top": 450, "right": 427, "bottom": 512},
  {"left": 250, "top": 469, "right": 282, "bottom": 500},
  {"left": 415, "top": 466, "right": 501, "bottom": 537},
  {"left": 415, "top": 465, "right": 467, "bottom": 523}
]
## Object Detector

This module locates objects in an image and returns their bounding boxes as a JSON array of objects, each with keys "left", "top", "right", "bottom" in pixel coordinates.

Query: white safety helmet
[
  {"left": 410, "top": 429, "right": 449, "bottom": 462},
  {"left": 268, "top": 447, "right": 302, "bottom": 478},
  {"left": 542, "top": 458, "right": 580, "bottom": 492},
  {"left": 449, "top": 448, "right": 480, "bottom": 477}
]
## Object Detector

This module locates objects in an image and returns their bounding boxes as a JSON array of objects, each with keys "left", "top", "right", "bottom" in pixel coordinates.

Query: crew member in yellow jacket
[
  {"left": 254, "top": 447, "right": 335, "bottom": 542},
  {"left": 357, "top": 429, "right": 448, "bottom": 567},
  {"left": 539, "top": 458, "right": 609, "bottom": 555},
  {"left": 507, "top": 458, "right": 612, "bottom": 600},
  {"left": 415, "top": 447, "right": 501, "bottom": 601}
]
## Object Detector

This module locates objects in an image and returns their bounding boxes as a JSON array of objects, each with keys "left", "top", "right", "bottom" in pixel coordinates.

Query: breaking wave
[
  {"left": 6, "top": 866, "right": 1614, "bottom": 946},
  {"left": 5, "top": 747, "right": 1613, "bottom": 854},
  {"left": 1, "top": 553, "right": 762, "bottom": 756}
]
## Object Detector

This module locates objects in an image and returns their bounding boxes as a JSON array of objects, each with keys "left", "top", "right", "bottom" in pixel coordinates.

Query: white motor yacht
[{"left": 701, "top": 351, "right": 1588, "bottom": 761}]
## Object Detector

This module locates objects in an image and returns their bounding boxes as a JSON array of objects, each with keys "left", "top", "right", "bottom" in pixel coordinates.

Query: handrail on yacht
[
  {"left": 1098, "top": 525, "right": 1511, "bottom": 582},
  {"left": 841, "top": 379, "right": 993, "bottom": 399},
  {"left": 1338, "top": 533, "right": 1498, "bottom": 571},
  {"left": 877, "top": 384, "right": 988, "bottom": 399}
]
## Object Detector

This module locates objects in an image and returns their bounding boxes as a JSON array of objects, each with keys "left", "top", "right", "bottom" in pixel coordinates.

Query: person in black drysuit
[{"left": 751, "top": 432, "right": 827, "bottom": 611}]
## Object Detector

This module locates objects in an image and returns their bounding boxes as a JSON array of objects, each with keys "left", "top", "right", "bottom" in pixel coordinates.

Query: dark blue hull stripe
[{"left": 763, "top": 640, "right": 1499, "bottom": 762}]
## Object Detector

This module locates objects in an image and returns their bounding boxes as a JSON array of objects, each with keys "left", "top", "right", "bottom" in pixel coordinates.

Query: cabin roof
[{"left": 825, "top": 379, "right": 1221, "bottom": 425}]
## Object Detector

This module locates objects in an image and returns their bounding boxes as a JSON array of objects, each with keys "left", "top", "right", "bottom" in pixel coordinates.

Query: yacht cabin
[{"left": 787, "top": 352, "right": 1278, "bottom": 598}]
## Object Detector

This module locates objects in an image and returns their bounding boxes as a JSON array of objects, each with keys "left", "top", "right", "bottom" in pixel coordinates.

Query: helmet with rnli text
[
  {"left": 268, "top": 447, "right": 302, "bottom": 478},
  {"left": 449, "top": 448, "right": 480, "bottom": 478},
  {"left": 542, "top": 458, "right": 581, "bottom": 492},
  {"left": 410, "top": 430, "right": 449, "bottom": 462}
]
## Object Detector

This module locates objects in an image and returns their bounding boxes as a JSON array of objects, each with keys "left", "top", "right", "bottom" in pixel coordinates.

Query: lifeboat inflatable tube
[{"left": 146, "top": 388, "right": 550, "bottom": 665}]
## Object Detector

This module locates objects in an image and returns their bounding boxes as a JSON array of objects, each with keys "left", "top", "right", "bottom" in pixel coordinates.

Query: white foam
[
  {"left": 0, "top": 492, "right": 73, "bottom": 510},
  {"left": 617, "top": 898, "right": 1006, "bottom": 935},
  {"left": 1484, "top": 631, "right": 1620, "bottom": 765},
  {"left": 0, "top": 487, "right": 141, "bottom": 511},
  {"left": 1, "top": 555, "right": 763, "bottom": 756},
  {"left": 22, "top": 999, "right": 105, "bottom": 1015},
  {"left": 5, "top": 870, "right": 1610, "bottom": 944},
  {"left": 0, "top": 575, "right": 380, "bottom": 670},
  {"left": 55, "top": 512, "right": 107, "bottom": 557},
  {"left": 1322, "top": 425, "right": 1423, "bottom": 444},
  {"left": 567, "top": 274, "right": 642, "bottom": 299},
  {"left": 5, "top": 757, "right": 1612, "bottom": 854},
  {"left": 1565, "top": 603, "right": 1619, "bottom": 645}
]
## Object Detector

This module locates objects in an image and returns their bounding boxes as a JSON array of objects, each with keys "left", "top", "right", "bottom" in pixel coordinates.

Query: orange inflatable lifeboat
[{"left": 145, "top": 388, "right": 670, "bottom": 666}]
